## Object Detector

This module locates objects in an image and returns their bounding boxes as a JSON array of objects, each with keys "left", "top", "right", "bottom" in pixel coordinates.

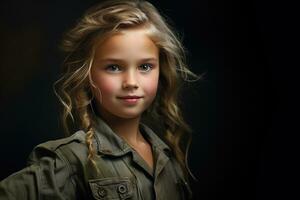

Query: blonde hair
[{"left": 54, "top": 0, "right": 200, "bottom": 179}]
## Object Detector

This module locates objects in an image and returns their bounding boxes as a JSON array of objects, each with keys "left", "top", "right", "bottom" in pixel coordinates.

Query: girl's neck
[
  {"left": 99, "top": 110, "right": 144, "bottom": 146},
  {"left": 111, "top": 117, "right": 142, "bottom": 144}
]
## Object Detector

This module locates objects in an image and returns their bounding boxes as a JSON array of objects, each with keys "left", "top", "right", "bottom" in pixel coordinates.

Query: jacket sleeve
[{"left": 0, "top": 146, "right": 77, "bottom": 200}]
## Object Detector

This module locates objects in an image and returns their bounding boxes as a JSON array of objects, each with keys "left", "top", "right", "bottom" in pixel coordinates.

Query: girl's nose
[{"left": 122, "top": 71, "right": 138, "bottom": 89}]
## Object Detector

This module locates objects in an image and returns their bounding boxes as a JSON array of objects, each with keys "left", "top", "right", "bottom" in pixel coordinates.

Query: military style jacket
[{"left": 0, "top": 117, "right": 192, "bottom": 200}]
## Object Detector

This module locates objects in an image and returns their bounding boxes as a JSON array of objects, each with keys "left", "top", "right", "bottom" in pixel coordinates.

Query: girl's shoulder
[
  {"left": 27, "top": 130, "right": 88, "bottom": 165},
  {"left": 0, "top": 131, "right": 89, "bottom": 199}
]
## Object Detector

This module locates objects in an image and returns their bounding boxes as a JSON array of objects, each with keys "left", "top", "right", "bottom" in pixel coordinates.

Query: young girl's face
[{"left": 91, "top": 28, "right": 159, "bottom": 120}]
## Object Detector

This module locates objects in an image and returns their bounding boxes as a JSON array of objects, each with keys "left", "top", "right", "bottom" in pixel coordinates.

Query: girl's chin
[{"left": 115, "top": 113, "right": 142, "bottom": 120}]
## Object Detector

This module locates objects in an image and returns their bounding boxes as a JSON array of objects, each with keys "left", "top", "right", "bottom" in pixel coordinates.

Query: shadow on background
[{"left": 0, "top": 0, "right": 298, "bottom": 199}]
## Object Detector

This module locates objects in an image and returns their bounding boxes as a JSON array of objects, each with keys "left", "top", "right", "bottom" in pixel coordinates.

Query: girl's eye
[
  {"left": 105, "top": 64, "right": 121, "bottom": 72},
  {"left": 139, "top": 63, "right": 153, "bottom": 72}
]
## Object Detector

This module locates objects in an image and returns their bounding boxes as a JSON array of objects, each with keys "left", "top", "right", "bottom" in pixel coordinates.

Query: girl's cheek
[
  {"left": 143, "top": 76, "right": 159, "bottom": 96},
  {"left": 94, "top": 76, "right": 117, "bottom": 95}
]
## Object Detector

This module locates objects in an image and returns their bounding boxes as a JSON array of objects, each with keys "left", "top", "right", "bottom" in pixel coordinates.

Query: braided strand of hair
[{"left": 79, "top": 101, "right": 100, "bottom": 174}]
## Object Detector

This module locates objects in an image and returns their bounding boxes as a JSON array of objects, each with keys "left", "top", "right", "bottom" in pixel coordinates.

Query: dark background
[{"left": 0, "top": 0, "right": 298, "bottom": 199}]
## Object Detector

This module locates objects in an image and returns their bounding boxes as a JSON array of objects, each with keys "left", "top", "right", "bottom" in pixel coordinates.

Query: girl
[{"left": 0, "top": 0, "right": 199, "bottom": 199}]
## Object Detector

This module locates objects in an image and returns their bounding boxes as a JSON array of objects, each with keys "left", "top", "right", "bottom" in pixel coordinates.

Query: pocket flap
[{"left": 89, "top": 177, "right": 133, "bottom": 200}]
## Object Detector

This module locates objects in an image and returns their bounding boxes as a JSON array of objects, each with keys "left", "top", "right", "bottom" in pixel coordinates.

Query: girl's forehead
[{"left": 93, "top": 28, "right": 159, "bottom": 60}]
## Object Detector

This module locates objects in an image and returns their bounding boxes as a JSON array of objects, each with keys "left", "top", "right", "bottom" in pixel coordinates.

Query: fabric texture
[{"left": 0, "top": 117, "right": 192, "bottom": 200}]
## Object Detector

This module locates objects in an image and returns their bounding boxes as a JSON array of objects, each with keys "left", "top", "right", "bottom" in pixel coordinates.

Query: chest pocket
[{"left": 89, "top": 177, "right": 133, "bottom": 200}]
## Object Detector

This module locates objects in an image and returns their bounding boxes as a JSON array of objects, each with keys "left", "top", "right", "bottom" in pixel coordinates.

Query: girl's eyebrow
[{"left": 99, "top": 58, "right": 158, "bottom": 62}]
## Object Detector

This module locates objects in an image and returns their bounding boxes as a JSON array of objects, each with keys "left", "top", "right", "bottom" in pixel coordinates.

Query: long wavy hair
[{"left": 54, "top": 0, "right": 199, "bottom": 180}]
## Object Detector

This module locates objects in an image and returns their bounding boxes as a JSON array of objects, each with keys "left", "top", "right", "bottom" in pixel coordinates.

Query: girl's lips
[
  {"left": 117, "top": 96, "right": 143, "bottom": 99},
  {"left": 117, "top": 96, "right": 143, "bottom": 104}
]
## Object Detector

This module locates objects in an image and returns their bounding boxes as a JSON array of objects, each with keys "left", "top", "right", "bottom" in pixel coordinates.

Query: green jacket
[{"left": 0, "top": 117, "right": 192, "bottom": 200}]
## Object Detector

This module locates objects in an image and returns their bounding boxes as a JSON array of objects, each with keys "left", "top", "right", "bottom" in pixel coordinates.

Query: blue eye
[
  {"left": 139, "top": 63, "right": 153, "bottom": 72},
  {"left": 105, "top": 64, "right": 121, "bottom": 72}
]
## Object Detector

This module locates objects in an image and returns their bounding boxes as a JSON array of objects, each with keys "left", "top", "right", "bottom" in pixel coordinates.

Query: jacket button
[
  {"left": 98, "top": 187, "right": 107, "bottom": 197},
  {"left": 117, "top": 184, "right": 127, "bottom": 194}
]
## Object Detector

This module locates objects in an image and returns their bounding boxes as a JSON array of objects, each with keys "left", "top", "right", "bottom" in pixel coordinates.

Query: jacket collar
[{"left": 93, "top": 116, "right": 171, "bottom": 157}]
